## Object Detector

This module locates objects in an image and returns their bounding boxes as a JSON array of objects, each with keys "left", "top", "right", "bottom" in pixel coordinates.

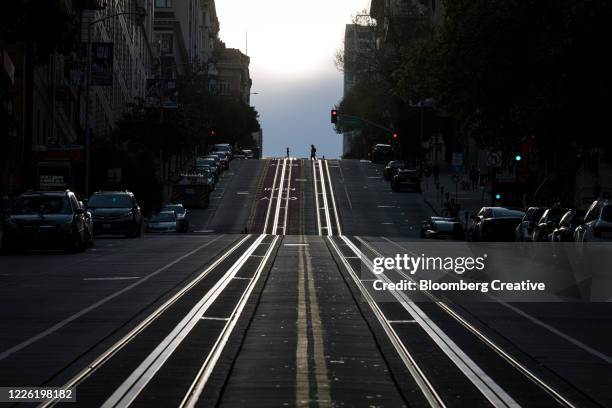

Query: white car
[
  {"left": 147, "top": 211, "right": 178, "bottom": 233},
  {"left": 574, "top": 200, "right": 612, "bottom": 242}
]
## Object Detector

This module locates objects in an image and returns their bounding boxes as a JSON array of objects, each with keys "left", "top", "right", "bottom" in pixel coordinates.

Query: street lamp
[{"left": 84, "top": 10, "right": 146, "bottom": 197}]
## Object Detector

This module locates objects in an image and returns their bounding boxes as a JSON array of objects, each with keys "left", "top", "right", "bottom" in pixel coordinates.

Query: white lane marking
[
  {"left": 349, "top": 237, "right": 519, "bottom": 407},
  {"left": 193, "top": 230, "right": 215, "bottom": 233},
  {"left": 324, "top": 159, "right": 342, "bottom": 235},
  {"left": 343, "top": 185, "right": 353, "bottom": 210},
  {"left": 236, "top": 192, "right": 249, "bottom": 195},
  {"left": 318, "top": 160, "right": 332, "bottom": 236},
  {"left": 181, "top": 236, "right": 280, "bottom": 407},
  {"left": 377, "top": 205, "right": 395, "bottom": 208},
  {"left": 295, "top": 178, "right": 307, "bottom": 182},
  {"left": 313, "top": 160, "right": 322, "bottom": 236},
  {"left": 282, "top": 158, "right": 293, "bottom": 235},
  {"left": 83, "top": 277, "right": 140, "bottom": 281},
  {"left": 103, "top": 235, "right": 268, "bottom": 408},
  {"left": 200, "top": 317, "right": 229, "bottom": 321},
  {"left": 380, "top": 236, "right": 612, "bottom": 366},
  {"left": 0, "top": 235, "right": 226, "bottom": 362},
  {"left": 271, "top": 158, "right": 288, "bottom": 235},
  {"left": 262, "top": 158, "right": 282, "bottom": 234},
  {"left": 284, "top": 243, "right": 309, "bottom": 247}
]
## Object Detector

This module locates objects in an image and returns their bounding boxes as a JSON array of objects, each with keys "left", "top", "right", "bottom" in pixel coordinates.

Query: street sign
[{"left": 487, "top": 151, "right": 502, "bottom": 168}]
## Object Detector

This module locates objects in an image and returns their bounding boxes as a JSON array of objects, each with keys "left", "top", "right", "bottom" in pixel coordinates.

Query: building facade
[
  {"left": 209, "top": 45, "right": 251, "bottom": 105},
  {"left": 342, "top": 23, "right": 375, "bottom": 156},
  {"left": 84, "top": 0, "right": 155, "bottom": 139}
]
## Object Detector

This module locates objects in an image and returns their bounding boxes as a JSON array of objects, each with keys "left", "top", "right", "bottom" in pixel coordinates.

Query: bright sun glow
[{"left": 216, "top": 0, "right": 370, "bottom": 78}]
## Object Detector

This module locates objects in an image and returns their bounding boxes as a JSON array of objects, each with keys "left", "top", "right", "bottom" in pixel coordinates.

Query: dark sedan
[
  {"left": 391, "top": 169, "right": 421, "bottom": 192},
  {"left": 1, "top": 190, "right": 93, "bottom": 252},
  {"left": 87, "top": 191, "right": 142, "bottom": 237},
  {"left": 469, "top": 207, "right": 525, "bottom": 241},
  {"left": 383, "top": 160, "right": 406, "bottom": 181}
]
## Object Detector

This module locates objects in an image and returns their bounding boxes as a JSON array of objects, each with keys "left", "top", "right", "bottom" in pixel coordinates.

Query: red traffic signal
[
  {"left": 210, "top": 129, "right": 216, "bottom": 137},
  {"left": 331, "top": 109, "right": 338, "bottom": 124},
  {"left": 392, "top": 132, "right": 398, "bottom": 140}
]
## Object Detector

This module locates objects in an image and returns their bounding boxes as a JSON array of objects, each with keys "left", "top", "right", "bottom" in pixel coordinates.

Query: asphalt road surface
[{"left": 1, "top": 158, "right": 611, "bottom": 408}]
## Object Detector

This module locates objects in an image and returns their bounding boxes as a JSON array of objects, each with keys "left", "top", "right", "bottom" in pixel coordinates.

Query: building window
[
  {"left": 155, "top": 0, "right": 171, "bottom": 8},
  {"left": 218, "top": 80, "right": 230, "bottom": 95},
  {"left": 156, "top": 33, "right": 174, "bottom": 54}
]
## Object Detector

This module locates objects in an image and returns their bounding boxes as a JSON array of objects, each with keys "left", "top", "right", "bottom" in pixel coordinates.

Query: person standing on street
[
  {"left": 310, "top": 144, "right": 317, "bottom": 160},
  {"left": 286, "top": 147, "right": 290, "bottom": 158}
]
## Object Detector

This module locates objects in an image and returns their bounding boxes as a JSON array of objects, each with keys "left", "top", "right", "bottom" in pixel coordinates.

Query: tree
[{"left": 396, "top": 0, "right": 612, "bottom": 159}]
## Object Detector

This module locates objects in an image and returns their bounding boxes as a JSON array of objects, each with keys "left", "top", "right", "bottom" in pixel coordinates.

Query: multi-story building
[
  {"left": 209, "top": 45, "right": 252, "bottom": 105},
  {"left": 84, "top": 0, "right": 155, "bottom": 140},
  {"left": 153, "top": 0, "right": 220, "bottom": 78},
  {"left": 342, "top": 23, "right": 376, "bottom": 156}
]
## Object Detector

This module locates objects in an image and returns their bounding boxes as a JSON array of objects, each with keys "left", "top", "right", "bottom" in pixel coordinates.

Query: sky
[{"left": 216, "top": 0, "right": 371, "bottom": 158}]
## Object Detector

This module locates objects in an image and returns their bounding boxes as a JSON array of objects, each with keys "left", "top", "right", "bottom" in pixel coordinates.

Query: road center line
[
  {"left": 304, "top": 239, "right": 332, "bottom": 407},
  {"left": 296, "top": 240, "right": 310, "bottom": 407}
]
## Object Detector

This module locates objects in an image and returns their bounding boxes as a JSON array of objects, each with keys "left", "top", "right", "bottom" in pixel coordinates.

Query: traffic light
[
  {"left": 210, "top": 129, "right": 216, "bottom": 137},
  {"left": 495, "top": 193, "right": 502, "bottom": 201},
  {"left": 331, "top": 109, "right": 338, "bottom": 124},
  {"left": 514, "top": 154, "right": 522, "bottom": 162},
  {"left": 392, "top": 132, "right": 399, "bottom": 140}
]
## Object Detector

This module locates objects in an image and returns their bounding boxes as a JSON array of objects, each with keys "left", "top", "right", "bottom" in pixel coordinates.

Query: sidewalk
[{"left": 421, "top": 163, "right": 491, "bottom": 223}]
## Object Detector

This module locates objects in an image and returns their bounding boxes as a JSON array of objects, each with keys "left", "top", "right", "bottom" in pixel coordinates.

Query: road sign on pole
[{"left": 487, "top": 151, "right": 502, "bottom": 168}]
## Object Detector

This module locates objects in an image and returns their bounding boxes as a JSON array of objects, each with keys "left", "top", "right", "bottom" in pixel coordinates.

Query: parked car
[
  {"left": 391, "top": 169, "right": 421, "bottom": 192},
  {"left": 371, "top": 144, "right": 393, "bottom": 163},
  {"left": 574, "top": 200, "right": 612, "bottom": 242},
  {"left": 532, "top": 208, "right": 568, "bottom": 242},
  {"left": 469, "top": 207, "right": 525, "bottom": 241},
  {"left": 196, "top": 157, "right": 220, "bottom": 176},
  {"left": 551, "top": 209, "right": 585, "bottom": 242},
  {"left": 383, "top": 160, "right": 406, "bottom": 181},
  {"left": 211, "top": 143, "right": 233, "bottom": 159},
  {"left": 87, "top": 191, "right": 142, "bottom": 237},
  {"left": 161, "top": 204, "right": 189, "bottom": 232},
  {"left": 421, "top": 216, "right": 465, "bottom": 240},
  {"left": 233, "top": 150, "right": 247, "bottom": 160},
  {"left": 204, "top": 155, "right": 224, "bottom": 172},
  {"left": 1, "top": 190, "right": 94, "bottom": 253},
  {"left": 213, "top": 152, "right": 230, "bottom": 170},
  {"left": 199, "top": 168, "right": 216, "bottom": 190},
  {"left": 147, "top": 211, "right": 178, "bottom": 233},
  {"left": 515, "top": 207, "right": 545, "bottom": 242},
  {"left": 242, "top": 149, "right": 255, "bottom": 159}
]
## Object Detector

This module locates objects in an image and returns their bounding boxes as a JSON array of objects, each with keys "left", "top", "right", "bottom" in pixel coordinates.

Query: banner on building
[{"left": 91, "top": 42, "right": 114, "bottom": 86}]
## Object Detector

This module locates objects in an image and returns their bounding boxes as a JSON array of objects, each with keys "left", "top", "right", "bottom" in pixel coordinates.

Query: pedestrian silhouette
[
  {"left": 310, "top": 144, "right": 317, "bottom": 160},
  {"left": 433, "top": 163, "right": 440, "bottom": 184},
  {"left": 286, "top": 147, "right": 290, "bottom": 158}
]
